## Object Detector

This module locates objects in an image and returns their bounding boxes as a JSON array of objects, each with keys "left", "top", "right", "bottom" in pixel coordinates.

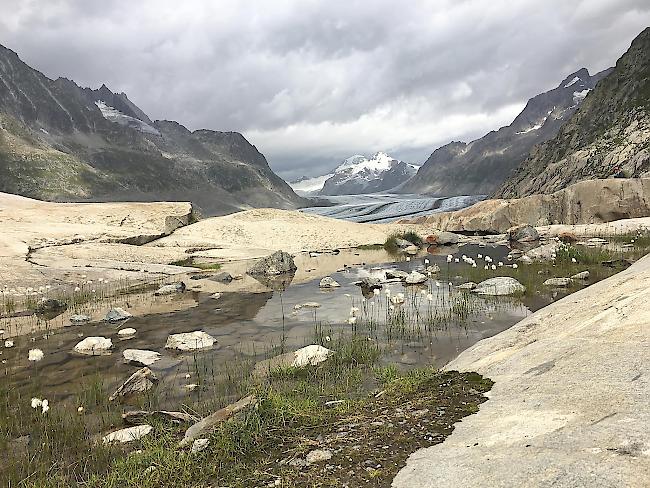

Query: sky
[{"left": 1, "top": 0, "right": 649, "bottom": 180}]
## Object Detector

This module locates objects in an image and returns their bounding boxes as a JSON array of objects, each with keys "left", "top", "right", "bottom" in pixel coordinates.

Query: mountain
[
  {"left": 0, "top": 44, "right": 305, "bottom": 215},
  {"left": 495, "top": 27, "right": 650, "bottom": 198},
  {"left": 397, "top": 67, "right": 612, "bottom": 197},
  {"left": 291, "top": 152, "right": 417, "bottom": 196}
]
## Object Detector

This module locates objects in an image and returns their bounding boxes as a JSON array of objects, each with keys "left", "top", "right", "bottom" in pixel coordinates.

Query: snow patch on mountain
[
  {"left": 290, "top": 173, "right": 335, "bottom": 194},
  {"left": 572, "top": 89, "right": 591, "bottom": 104},
  {"left": 563, "top": 76, "right": 581, "bottom": 88},
  {"left": 95, "top": 100, "right": 161, "bottom": 136}
]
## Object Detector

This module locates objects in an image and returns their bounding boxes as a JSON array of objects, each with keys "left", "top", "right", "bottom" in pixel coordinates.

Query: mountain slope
[
  {"left": 495, "top": 28, "right": 650, "bottom": 198},
  {"left": 0, "top": 44, "right": 305, "bottom": 215},
  {"left": 398, "top": 67, "right": 612, "bottom": 196},
  {"left": 291, "top": 152, "right": 417, "bottom": 196}
]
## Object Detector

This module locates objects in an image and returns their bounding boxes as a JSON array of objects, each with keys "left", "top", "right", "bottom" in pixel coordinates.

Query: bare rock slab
[
  {"left": 102, "top": 425, "right": 152, "bottom": 444},
  {"left": 165, "top": 331, "right": 216, "bottom": 351},
  {"left": 109, "top": 367, "right": 158, "bottom": 401},
  {"left": 473, "top": 277, "right": 525, "bottom": 296},
  {"left": 123, "top": 349, "right": 161, "bottom": 366},
  {"left": 73, "top": 337, "right": 113, "bottom": 355}
]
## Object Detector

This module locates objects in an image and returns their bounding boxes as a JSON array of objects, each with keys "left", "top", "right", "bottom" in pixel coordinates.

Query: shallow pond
[{"left": 0, "top": 242, "right": 616, "bottom": 416}]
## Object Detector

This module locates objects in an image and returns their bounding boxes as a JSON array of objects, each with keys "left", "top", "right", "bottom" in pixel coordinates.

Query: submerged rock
[
  {"left": 543, "top": 277, "right": 573, "bottom": 287},
  {"left": 102, "top": 425, "right": 152, "bottom": 444},
  {"left": 405, "top": 271, "right": 428, "bottom": 285},
  {"left": 247, "top": 250, "right": 297, "bottom": 276},
  {"left": 473, "top": 277, "right": 526, "bottom": 296},
  {"left": 507, "top": 224, "right": 539, "bottom": 242},
  {"left": 154, "top": 282, "right": 186, "bottom": 296},
  {"left": 357, "top": 277, "right": 382, "bottom": 291},
  {"left": 386, "top": 269, "right": 409, "bottom": 280},
  {"left": 165, "top": 331, "right": 216, "bottom": 351},
  {"left": 457, "top": 282, "right": 477, "bottom": 290},
  {"left": 319, "top": 276, "right": 341, "bottom": 288},
  {"left": 104, "top": 307, "right": 132, "bottom": 323},
  {"left": 109, "top": 367, "right": 158, "bottom": 401},
  {"left": 73, "top": 337, "right": 113, "bottom": 355},
  {"left": 425, "top": 231, "right": 459, "bottom": 246},
  {"left": 123, "top": 349, "right": 161, "bottom": 366}
]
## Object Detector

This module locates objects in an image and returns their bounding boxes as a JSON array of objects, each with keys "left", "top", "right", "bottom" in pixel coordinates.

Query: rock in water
[
  {"left": 319, "top": 276, "right": 341, "bottom": 288},
  {"left": 473, "top": 277, "right": 526, "bottom": 296},
  {"left": 426, "top": 264, "right": 441, "bottom": 274},
  {"left": 457, "top": 282, "right": 477, "bottom": 290},
  {"left": 165, "top": 331, "right": 216, "bottom": 351},
  {"left": 357, "top": 277, "right": 382, "bottom": 291},
  {"left": 247, "top": 250, "right": 297, "bottom": 276},
  {"left": 117, "top": 328, "right": 137, "bottom": 338},
  {"left": 404, "top": 245, "right": 419, "bottom": 255},
  {"left": 109, "top": 367, "right": 158, "bottom": 401},
  {"left": 525, "top": 243, "right": 560, "bottom": 262},
  {"left": 394, "top": 238, "right": 416, "bottom": 249},
  {"left": 102, "top": 425, "right": 153, "bottom": 444},
  {"left": 123, "top": 349, "right": 161, "bottom": 366},
  {"left": 405, "top": 271, "right": 428, "bottom": 285},
  {"left": 292, "top": 345, "right": 334, "bottom": 367},
  {"left": 73, "top": 337, "right": 113, "bottom": 355},
  {"left": 543, "top": 277, "right": 573, "bottom": 287},
  {"left": 386, "top": 269, "right": 409, "bottom": 280},
  {"left": 213, "top": 272, "right": 234, "bottom": 283},
  {"left": 69, "top": 314, "right": 91, "bottom": 325},
  {"left": 154, "top": 282, "right": 186, "bottom": 296},
  {"left": 104, "top": 307, "right": 132, "bottom": 323},
  {"left": 571, "top": 271, "right": 590, "bottom": 280},
  {"left": 425, "top": 231, "right": 459, "bottom": 246},
  {"left": 507, "top": 224, "right": 539, "bottom": 242}
]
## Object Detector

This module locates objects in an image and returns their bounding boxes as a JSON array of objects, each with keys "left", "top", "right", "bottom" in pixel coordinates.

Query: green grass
[
  {"left": 384, "top": 231, "right": 422, "bottom": 253},
  {"left": 357, "top": 243, "right": 384, "bottom": 250}
]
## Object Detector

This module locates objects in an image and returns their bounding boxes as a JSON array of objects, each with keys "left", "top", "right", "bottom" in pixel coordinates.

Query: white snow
[
  {"left": 334, "top": 152, "right": 396, "bottom": 175},
  {"left": 573, "top": 89, "right": 591, "bottom": 104},
  {"left": 515, "top": 115, "right": 548, "bottom": 135},
  {"left": 94, "top": 100, "right": 160, "bottom": 136},
  {"left": 563, "top": 76, "right": 581, "bottom": 88}
]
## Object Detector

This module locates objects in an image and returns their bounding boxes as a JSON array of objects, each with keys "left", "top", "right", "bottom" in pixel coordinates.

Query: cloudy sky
[{"left": 1, "top": 0, "right": 648, "bottom": 180}]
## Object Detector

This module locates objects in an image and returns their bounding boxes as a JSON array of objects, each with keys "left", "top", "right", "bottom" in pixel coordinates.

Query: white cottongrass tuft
[
  {"left": 4, "top": 340, "right": 14, "bottom": 348},
  {"left": 512, "top": 263, "right": 519, "bottom": 269},
  {"left": 28, "top": 348, "right": 44, "bottom": 362}
]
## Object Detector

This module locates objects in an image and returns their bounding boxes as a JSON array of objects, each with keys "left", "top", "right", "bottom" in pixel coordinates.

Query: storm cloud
[{"left": 1, "top": 0, "right": 649, "bottom": 179}]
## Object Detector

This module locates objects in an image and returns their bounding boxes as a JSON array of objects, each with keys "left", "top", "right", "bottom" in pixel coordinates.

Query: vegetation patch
[{"left": 384, "top": 231, "right": 422, "bottom": 252}]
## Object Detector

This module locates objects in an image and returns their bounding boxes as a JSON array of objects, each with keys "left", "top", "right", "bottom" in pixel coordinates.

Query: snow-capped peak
[
  {"left": 95, "top": 100, "right": 160, "bottom": 136},
  {"left": 334, "top": 152, "right": 398, "bottom": 175}
]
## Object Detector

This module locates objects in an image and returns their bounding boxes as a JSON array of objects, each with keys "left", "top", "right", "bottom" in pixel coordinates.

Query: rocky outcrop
[
  {"left": 495, "top": 28, "right": 650, "bottom": 198},
  {"left": 398, "top": 68, "right": 611, "bottom": 196},
  {"left": 393, "top": 254, "right": 650, "bottom": 488},
  {"left": 401, "top": 178, "right": 650, "bottom": 234}
]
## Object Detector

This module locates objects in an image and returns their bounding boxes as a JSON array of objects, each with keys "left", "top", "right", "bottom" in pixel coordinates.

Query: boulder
[
  {"left": 386, "top": 269, "right": 409, "bottom": 280},
  {"left": 109, "top": 367, "right": 158, "bottom": 401},
  {"left": 525, "top": 243, "right": 560, "bottom": 262},
  {"left": 319, "top": 277, "right": 341, "bottom": 288},
  {"left": 473, "top": 277, "right": 526, "bottom": 296},
  {"left": 104, "top": 307, "right": 132, "bottom": 323},
  {"left": 293, "top": 345, "right": 334, "bottom": 367},
  {"left": 571, "top": 271, "right": 590, "bottom": 280},
  {"left": 426, "top": 264, "right": 441, "bottom": 274},
  {"left": 123, "top": 349, "right": 161, "bottom": 366},
  {"left": 73, "top": 337, "right": 113, "bottom": 355},
  {"left": 117, "top": 328, "right": 136, "bottom": 338},
  {"left": 213, "top": 272, "right": 234, "bottom": 283},
  {"left": 165, "top": 331, "right": 216, "bottom": 351},
  {"left": 357, "top": 277, "right": 382, "bottom": 291},
  {"left": 154, "top": 282, "right": 186, "bottom": 296},
  {"left": 507, "top": 224, "right": 539, "bottom": 242},
  {"left": 543, "top": 277, "right": 573, "bottom": 287},
  {"left": 405, "top": 271, "right": 428, "bottom": 285},
  {"left": 247, "top": 250, "right": 297, "bottom": 276},
  {"left": 425, "top": 231, "right": 459, "bottom": 246},
  {"left": 102, "top": 425, "right": 152, "bottom": 444},
  {"left": 394, "top": 238, "right": 416, "bottom": 248},
  {"left": 404, "top": 245, "right": 419, "bottom": 255}
]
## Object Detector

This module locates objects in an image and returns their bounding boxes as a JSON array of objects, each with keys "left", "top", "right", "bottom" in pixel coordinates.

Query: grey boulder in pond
[
  {"left": 247, "top": 250, "right": 297, "bottom": 276},
  {"left": 473, "top": 277, "right": 526, "bottom": 296},
  {"left": 165, "top": 331, "right": 216, "bottom": 351},
  {"left": 73, "top": 337, "right": 113, "bottom": 355},
  {"left": 104, "top": 307, "right": 132, "bottom": 323},
  {"left": 507, "top": 224, "right": 539, "bottom": 242}
]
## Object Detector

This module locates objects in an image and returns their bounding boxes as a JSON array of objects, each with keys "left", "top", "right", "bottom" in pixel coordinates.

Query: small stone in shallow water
[
  {"left": 543, "top": 277, "right": 573, "bottom": 287},
  {"left": 154, "top": 282, "right": 186, "bottom": 296},
  {"left": 69, "top": 314, "right": 91, "bottom": 324},
  {"left": 319, "top": 276, "right": 341, "bottom": 288},
  {"left": 165, "top": 331, "right": 216, "bottom": 351},
  {"left": 104, "top": 308, "right": 132, "bottom": 323},
  {"left": 73, "top": 337, "right": 112, "bottom": 355},
  {"left": 571, "top": 271, "right": 590, "bottom": 280},
  {"left": 117, "top": 328, "right": 137, "bottom": 338},
  {"left": 123, "top": 349, "right": 161, "bottom": 366},
  {"left": 473, "top": 277, "right": 526, "bottom": 296},
  {"left": 300, "top": 302, "right": 321, "bottom": 309}
]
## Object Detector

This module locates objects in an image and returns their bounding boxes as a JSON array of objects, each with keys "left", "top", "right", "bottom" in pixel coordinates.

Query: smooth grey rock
[
  {"left": 165, "top": 331, "right": 216, "bottom": 351},
  {"left": 247, "top": 250, "right": 297, "bottom": 276},
  {"left": 319, "top": 276, "right": 341, "bottom": 288},
  {"left": 404, "top": 245, "right": 420, "bottom": 255},
  {"left": 543, "top": 277, "right": 573, "bottom": 287},
  {"left": 109, "top": 367, "right": 157, "bottom": 401},
  {"left": 386, "top": 269, "right": 409, "bottom": 280},
  {"left": 358, "top": 277, "right": 382, "bottom": 290},
  {"left": 457, "top": 282, "right": 477, "bottom": 290},
  {"left": 73, "top": 337, "right": 112, "bottom": 355},
  {"left": 69, "top": 314, "right": 91, "bottom": 324},
  {"left": 213, "top": 272, "right": 233, "bottom": 283},
  {"left": 473, "top": 277, "right": 525, "bottom": 296},
  {"left": 153, "top": 281, "right": 186, "bottom": 296},
  {"left": 425, "top": 231, "right": 460, "bottom": 246},
  {"left": 104, "top": 307, "right": 132, "bottom": 323},
  {"left": 525, "top": 243, "right": 560, "bottom": 261},
  {"left": 507, "top": 224, "right": 539, "bottom": 242},
  {"left": 306, "top": 449, "right": 333, "bottom": 464},
  {"left": 123, "top": 349, "right": 161, "bottom": 366},
  {"left": 102, "top": 425, "right": 152, "bottom": 444},
  {"left": 405, "top": 271, "right": 428, "bottom": 285}
]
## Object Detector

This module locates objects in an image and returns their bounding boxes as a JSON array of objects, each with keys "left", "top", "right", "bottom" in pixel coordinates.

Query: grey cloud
[{"left": 0, "top": 0, "right": 648, "bottom": 178}]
